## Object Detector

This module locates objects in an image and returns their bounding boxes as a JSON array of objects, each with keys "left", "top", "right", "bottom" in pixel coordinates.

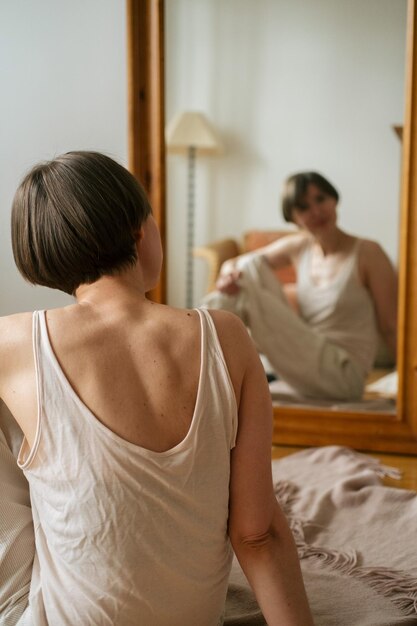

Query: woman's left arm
[{"left": 360, "top": 240, "right": 398, "bottom": 358}]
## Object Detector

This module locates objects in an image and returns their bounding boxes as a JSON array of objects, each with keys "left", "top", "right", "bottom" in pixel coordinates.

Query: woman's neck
[
  {"left": 75, "top": 269, "right": 148, "bottom": 310},
  {"left": 313, "top": 227, "right": 351, "bottom": 256}
]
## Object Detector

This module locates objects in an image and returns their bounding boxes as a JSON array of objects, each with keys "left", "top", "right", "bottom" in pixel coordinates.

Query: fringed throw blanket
[{"left": 225, "top": 446, "right": 417, "bottom": 626}]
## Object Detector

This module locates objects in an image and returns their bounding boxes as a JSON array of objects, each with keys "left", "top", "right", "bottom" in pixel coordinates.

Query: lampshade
[{"left": 165, "top": 111, "right": 223, "bottom": 155}]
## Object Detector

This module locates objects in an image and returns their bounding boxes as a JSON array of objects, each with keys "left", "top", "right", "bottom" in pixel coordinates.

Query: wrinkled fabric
[
  {"left": 202, "top": 253, "right": 365, "bottom": 400},
  {"left": 297, "top": 238, "right": 378, "bottom": 374},
  {"left": 17, "top": 309, "right": 237, "bottom": 626},
  {"left": 225, "top": 446, "right": 417, "bottom": 626}
]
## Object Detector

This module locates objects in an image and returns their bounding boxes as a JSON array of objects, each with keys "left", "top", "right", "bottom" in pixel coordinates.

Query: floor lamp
[{"left": 166, "top": 111, "right": 223, "bottom": 308}]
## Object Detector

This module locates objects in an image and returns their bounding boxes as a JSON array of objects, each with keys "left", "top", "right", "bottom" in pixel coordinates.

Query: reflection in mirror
[{"left": 165, "top": 0, "right": 407, "bottom": 413}]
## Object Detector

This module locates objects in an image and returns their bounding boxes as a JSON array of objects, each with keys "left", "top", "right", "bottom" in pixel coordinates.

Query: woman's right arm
[
  {"left": 216, "top": 233, "right": 305, "bottom": 295},
  {"left": 359, "top": 240, "right": 398, "bottom": 358},
  {"left": 211, "top": 311, "right": 314, "bottom": 625}
]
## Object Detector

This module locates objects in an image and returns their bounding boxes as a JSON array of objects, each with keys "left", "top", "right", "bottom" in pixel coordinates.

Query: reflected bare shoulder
[{"left": 358, "top": 238, "right": 396, "bottom": 277}]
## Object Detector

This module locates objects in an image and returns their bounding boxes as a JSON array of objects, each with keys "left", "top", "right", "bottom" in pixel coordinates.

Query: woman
[
  {"left": 0, "top": 152, "right": 313, "bottom": 625},
  {"left": 205, "top": 172, "right": 397, "bottom": 401}
]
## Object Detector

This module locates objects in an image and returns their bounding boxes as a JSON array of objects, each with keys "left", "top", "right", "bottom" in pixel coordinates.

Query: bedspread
[{"left": 225, "top": 445, "right": 417, "bottom": 625}]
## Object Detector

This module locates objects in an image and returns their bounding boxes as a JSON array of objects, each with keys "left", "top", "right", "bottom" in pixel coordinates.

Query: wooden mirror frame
[{"left": 127, "top": 0, "right": 417, "bottom": 454}]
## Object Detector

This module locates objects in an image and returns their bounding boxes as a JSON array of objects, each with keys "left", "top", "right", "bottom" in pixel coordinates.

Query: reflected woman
[{"left": 204, "top": 172, "right": 398, "bottom": 401}]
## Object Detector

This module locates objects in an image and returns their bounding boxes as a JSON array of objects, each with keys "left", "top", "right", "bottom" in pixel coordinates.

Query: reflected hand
[{"left": 216, "top": 270, "right": 242, "bottom": 295}]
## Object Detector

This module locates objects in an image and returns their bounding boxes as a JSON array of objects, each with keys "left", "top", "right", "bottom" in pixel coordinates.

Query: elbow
[
  {"left": 231, "top": 527, "right": 278, "bottom": 552},
  {"left": 229, "top": 500, "right": 292, "bottom": 556},
  {"left": 229, "top": 511, "right": 285, "bottom": 555},
  {"left": 229, "top": 520, "right": 293, "bottom": 571}
]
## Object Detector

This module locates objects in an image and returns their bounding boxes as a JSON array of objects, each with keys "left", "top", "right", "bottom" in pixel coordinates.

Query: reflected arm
[
  {"left": 217, "top": 233, "right": 304, "bottom": 295},
  {"left": 361, "top": 241, "right": 398, "bottom": 358}
]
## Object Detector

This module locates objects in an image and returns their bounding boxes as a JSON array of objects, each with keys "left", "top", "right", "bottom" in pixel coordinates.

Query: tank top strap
[
  {"left": 351, "top": 236, "right": 361, "bottom": 262},
  {"left": 196, "top": 306, "right": 215, "bottom": 331},
  {"left": 18, "top": 311, "right": 47, "bottom": 469},
  {"left": 195, "top": 307, "right": 226, "bottom": 364},
  {"left": 344, "top": 236, "right": 361, "bottom": 261},
  {"left": 296, "top": 238, "right": 313, "bottom": 287},
  {"left": 33, "top": 309, "right": 51, "bottom": 346},
  {"left": 32, "top": 309, "right": 55, "bottom": 393},
  {"left": 195, "top": 308, "right": 238, "bottom": 447},
  {"left": 32, "top": 309, "right": 48, "bottom": 404},
  {"left": 343, "top": 237, "right": 362, "bottom": 282}
]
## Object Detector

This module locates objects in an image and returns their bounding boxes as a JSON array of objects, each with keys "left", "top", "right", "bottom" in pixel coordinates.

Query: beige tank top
[
  {"left": 18, "top": 308, "right": 237, "bottom": 626},
  {"left": 297, "top": 239, "right": 378, "bottom": 373}
]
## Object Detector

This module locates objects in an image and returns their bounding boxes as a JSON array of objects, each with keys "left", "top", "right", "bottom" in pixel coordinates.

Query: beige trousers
[{"left": 201, "top": 254, "right": 364, "bottom": 400}]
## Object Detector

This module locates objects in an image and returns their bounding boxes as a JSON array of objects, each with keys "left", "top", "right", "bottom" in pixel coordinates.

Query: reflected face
[
  {"left": 138, "top": 215, "right": 163, "bottom": 291},
  {"left": 291, "top": 184, "right": 338, "bottom": 235}
]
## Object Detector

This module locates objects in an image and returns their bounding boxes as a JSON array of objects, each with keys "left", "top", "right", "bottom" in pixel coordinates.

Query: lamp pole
[
  {"left": 165, "top": 112, "right": 222, "bottom": 308},
  {"left": 186, "top": 145, "right": 196, "bottom": 308}
]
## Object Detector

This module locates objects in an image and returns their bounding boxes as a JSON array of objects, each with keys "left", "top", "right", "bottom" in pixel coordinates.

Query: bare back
[
  {"left": 0, "top": 300, "right": 249, "bottom": 454},
  {"left": 0, "top": 293, "right": 315, "bottom": 623}
]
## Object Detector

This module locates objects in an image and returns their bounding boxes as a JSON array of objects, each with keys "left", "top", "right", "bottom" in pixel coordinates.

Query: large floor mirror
[{"left": 127, "top": 0, "right": 417, "bottom": 454}]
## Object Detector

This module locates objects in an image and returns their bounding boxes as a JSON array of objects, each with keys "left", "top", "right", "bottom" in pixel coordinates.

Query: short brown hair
[
  {"left": 281, "top": 171, "right": 339, "bottom": 222},
  {"left": 11, "top": 151, "right": 152, "bottom": 295}
]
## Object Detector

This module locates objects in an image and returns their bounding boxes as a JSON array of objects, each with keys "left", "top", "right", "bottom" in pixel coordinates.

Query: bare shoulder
[
  {"left": 0, "top": 312, "right": 33, "bottom": 383},
  {"left": 203, "top": 309, "right": 258, "bottom": 395},
  {"left": 203, "top": 308, "right": 252, "bottom": 351},
  {"left": 153, "top": 304, "right": 204, "bottom": 335},
  {"left": 0, "top": 311, "right": 32, "bottom": 351},
  {"left": 153, "top": 304, "right": 243, "bottom": 338},
  {"left": 357, "top": 238, "right": 397, "bottom": 294},
  {"left": 358, "top": 238, "right": 395, "bottom": 268},
  {"left": 203, "top": 308, "right": 254, "bottom": 359},
  {"left": 152, "top": 306, "right": 251, "bottom": 368},
  {"left": 358, "top": 237, "right": 390, "bottom": 258}
]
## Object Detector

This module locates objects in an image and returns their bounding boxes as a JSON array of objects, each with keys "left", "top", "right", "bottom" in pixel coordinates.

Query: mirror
[
  {"left": 127, "top": 0, "right": 417, "bottom": 454},
  {"left": 165, "top": 0, "right": 405, "bottom": 416},
  {"left": 164, "top": 0, "right": 405, "bottom": 301}
]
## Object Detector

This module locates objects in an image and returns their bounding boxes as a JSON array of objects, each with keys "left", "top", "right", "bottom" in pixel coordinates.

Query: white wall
[
  {"left": 165, "top": 0, "right": 407, "bottom": 307},
  {"left": 0, "top": 1, "right": 127, "bottom": 315}
]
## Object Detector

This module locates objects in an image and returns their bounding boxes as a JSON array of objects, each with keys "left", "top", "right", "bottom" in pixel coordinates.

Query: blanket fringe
[
  {"left": 273, "top": 480, "right": 299, "bottom": 510},
  {"left": 343, "top": 448, "right": 402, "bottom": 480},
  {"left": 300, "top": 545, "right": 358, "bottom": 575},
  {"left": 274, "top": 477, "right": 416, "bottom": 617},
  {"left": 363, "top": 461, "right": 402, "bottom": 480},
  {"left": 353, "top": 567, "right": 417, "bottom": 616},
  {"left": 274, "top": 481, "right": 306, "bottom": 545}
]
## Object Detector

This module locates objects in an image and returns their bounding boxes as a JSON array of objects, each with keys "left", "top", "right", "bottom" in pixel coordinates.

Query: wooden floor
[{"left": 272, "top": 445, "right": 417, "bottom": 491}]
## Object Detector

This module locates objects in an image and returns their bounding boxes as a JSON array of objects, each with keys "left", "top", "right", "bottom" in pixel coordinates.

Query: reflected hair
[
  {"left": 11, "top": 151, "right": 152, "bottom": 295},
  {"left": 281, "top": 171, "right": 339, "bottom": 223}
]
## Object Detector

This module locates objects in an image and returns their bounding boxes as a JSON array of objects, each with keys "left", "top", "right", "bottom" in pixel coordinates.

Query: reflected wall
[{"left": 165, "top": 0, "right": 407, "bottom": 308}]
